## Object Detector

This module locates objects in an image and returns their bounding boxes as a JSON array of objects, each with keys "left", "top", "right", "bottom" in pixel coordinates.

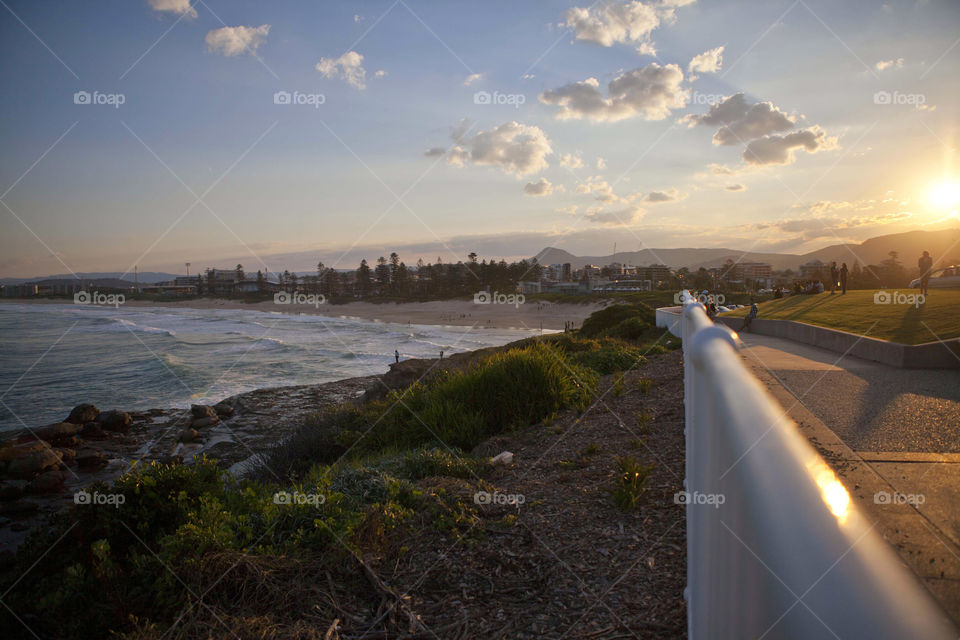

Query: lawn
[{"left": 720, "top": 289, "right": 960, "bottom": 344}]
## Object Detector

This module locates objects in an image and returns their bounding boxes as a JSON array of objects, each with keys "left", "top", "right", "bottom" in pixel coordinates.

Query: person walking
[
  {"left": 740, "top": 298, "right": 759, "bottom": 332},
  {"left": 829, "top": 262, "right": 838, "bottom": 294},
  {"left": 918, "top": 250, "right": 934, "bottom": 296},
  {"left": 839, "top": 263, "right": 848, "bottom": 294}
]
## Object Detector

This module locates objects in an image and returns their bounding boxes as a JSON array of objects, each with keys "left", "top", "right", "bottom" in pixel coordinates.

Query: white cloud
[
  {"left": 725, "top": 183, "right": 746, "bottom": 191},
  {"left": 148, "top": 0, "right": 197, "bottom": 19},
  {"left": 522, "top": 73, "right": 536, "bottom": 80},
  {"left": 576, "top": 177, "right": 619, "bottom": 203},
  {"left": 375, "top": 70, "right": 387, "bottom": 78},
  {"left": 584, "top": 204, "right": 645, "bottom": 226},
  {"left": 540, "top": 63, "right": 688, "bottom": 122},
  {"left": 742, "top": 127, "right": 836, "bottom": 165},
  {"left": 560, "top": 153, "right": 584, "bottom": 169},
  {"left": 316, "top": 51, "right": 377, "bottom": 90},
  {"left": 205, "top": 25, "right": 270, "bottom": 57},
  {"left": 524, "top": 178, "right": 555, "bottom": 196},
  {"left": 564, "top": 0, "right": 693, "bottom": 55},
  {"left": 463, "top": 73, "right": 484, "bottom": 87},
  {"left": 687, "top": 94, "right": 796, "bottom": 145},
  {"left": 557, "top": 205, "right": 579, "bottom": 216},
  {"left": 688, "top": 46, "right": 724, "bottom": 73},
  {"left": 643, "top": 187, "right": 686, "bottom": 203},
  {"left": 875, "top": 58, "right": 904, "bottom": 71},
  {"left": 439, "top": 121, "right": 553, "bottom": 177},
  {"left": 424, "top": 147, "right": 446, "bottom": 157},
  {"left": 596, "top": 157, "right": 607, "bottom": 169}
]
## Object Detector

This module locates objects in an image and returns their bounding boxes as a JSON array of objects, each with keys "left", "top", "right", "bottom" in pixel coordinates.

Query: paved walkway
[{"left": 736, "top": 332, "right": 960, "bottom": 626}]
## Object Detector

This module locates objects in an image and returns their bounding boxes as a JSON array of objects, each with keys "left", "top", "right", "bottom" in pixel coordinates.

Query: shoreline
[{"left": 0, "top": 297, "right": 608, "bottom": 331}]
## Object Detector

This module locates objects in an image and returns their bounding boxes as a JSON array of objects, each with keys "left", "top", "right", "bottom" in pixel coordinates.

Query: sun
[{"left": 929, "top": 181, "right": 960, "bottom": 209}]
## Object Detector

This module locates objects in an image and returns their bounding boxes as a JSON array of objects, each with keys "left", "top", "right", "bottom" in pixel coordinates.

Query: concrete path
[{"left": 735, "top": 332, "right": 960, "bottom": 625}]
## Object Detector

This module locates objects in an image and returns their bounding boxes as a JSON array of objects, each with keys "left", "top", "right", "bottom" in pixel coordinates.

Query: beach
[{"left": 2, "top": 297, "right": 607, "bottom": 331}]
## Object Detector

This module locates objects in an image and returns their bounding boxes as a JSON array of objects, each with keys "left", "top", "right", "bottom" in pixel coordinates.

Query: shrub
[
  {"left": 611, "top": 456, "right": 654, "bottom": 510},
  {"left": 580, "top": 304, "right": 654, "bottom": 338}
]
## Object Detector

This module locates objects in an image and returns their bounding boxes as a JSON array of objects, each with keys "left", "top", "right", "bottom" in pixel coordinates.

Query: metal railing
[{"left": 659, "top": 291, "right": 954, "bottom": 639}]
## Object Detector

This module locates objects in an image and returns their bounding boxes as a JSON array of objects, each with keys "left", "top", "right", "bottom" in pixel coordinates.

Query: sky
[{"left": 0, "top": 0, "right": 958, "bottom": 278}]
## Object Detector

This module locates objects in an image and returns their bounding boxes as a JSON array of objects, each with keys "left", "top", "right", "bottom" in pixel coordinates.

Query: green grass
[{"left": 720, "top": 289, "right": 960, "bottom": 344}]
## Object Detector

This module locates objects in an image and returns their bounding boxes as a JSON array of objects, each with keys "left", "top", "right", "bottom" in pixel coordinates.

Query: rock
[
  {"left": 190, "top": 417, "right": 218, "bottom": 428},
  {"left": 178, "top": 429, "right": 200, "bottom": 443},
  {"left": 191, "top": 404, "right": 218, "bottom": 420},
  {"left": 27, "top": 469, "right": 64, "bottom": 494},
  {"left": 147, "top": 408, "right": 166, "bottom": 417},
  {"left": 0, "top": 440, "right": 49, "bottom": 462},
  {"left": 36, "top": 422, "right": 82, "bottom": 443},
  {"left": 0, "top": 500, "right": 39, "bottom": 515},
  {"left": 66, "top": 403, "right": 100, "bottom": 424},
  {"left": 81, "top": 422, "right": 107, "bottom": 440},
  {"left": 0, "top": 481, "right": 28, "bottom": 502},
  {"left": 213, "top": 402, "right": 235, "bottom": 418},
  {"left": 76, "top": 449, "right": 108, "bottom": 469},
  {"left": 490, "top": 451, "right": 514, "bottom": 466},
  {"left": 97, "top": 410, "right": 132, "bottom": 432},
  {"left": 56, "top": 448, "right": 76, "bottom": 466},
  {"left": 6, "top": 442, "right": 62, "bottom": 478}
]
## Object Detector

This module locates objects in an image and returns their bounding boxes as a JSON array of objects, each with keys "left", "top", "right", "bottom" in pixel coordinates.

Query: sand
[{"left": 4, "top": 297, "right": 609, "bottom": 331}]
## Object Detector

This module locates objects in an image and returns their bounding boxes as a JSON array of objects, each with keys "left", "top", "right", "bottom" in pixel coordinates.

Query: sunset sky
[{"left": 1, "top": 0, "right": 958, "bottom": 277}]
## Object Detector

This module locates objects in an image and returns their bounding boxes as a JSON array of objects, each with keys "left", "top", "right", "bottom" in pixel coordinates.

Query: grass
[
  {"left": 720, "top": 289, "right": 960, "bottom": 344},
  {"left": 610, "top": 456, "right": 654, "bottom": 510}
]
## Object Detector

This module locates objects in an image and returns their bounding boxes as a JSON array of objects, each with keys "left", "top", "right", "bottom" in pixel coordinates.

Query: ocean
[{"left": 0, "top": 303, "right": 544, "bottom": 433}]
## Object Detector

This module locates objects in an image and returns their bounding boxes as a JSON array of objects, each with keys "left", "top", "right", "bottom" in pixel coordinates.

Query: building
[
  {"left": 729, "top": 262, "right": 773, "bottom": 287},
  {"left": 799, "top": 260, "right": 828, "bottom": 280}
]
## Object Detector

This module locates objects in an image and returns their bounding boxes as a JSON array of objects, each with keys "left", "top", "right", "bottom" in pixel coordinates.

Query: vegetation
[
  {"left": 720, "top": 289, "right": 960, "bottom": 344},
  {"left": 610, "top": 456, "right": 654, "bottom": 511}
]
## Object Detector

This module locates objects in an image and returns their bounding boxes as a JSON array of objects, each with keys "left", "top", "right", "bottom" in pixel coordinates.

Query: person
[
  {"left": 706, "top": 301, "right": 718, "bottom": 319},
  {"left": 839, "top": 263, "right": 848, "bottom": 294},
  {"left": 395, "top": 350, "right": 400, "bottom": 364},
  {"left": 829, "top": 262, "right": 838, "bottom": 294},
  {"left": 439, "top": 350, "right": 444, "bottom": 359},
  {"left": 815, "top": 280, "right": 824, "bottom": 294},
  {"left": 773, "top": 287, "right": 783, "bottom": 299},
  {"left": 918, "top": 250, "right": 934, "bottom": 296},
  {"left": 740, "top": 298, "right": 759, "bottom": 332}
]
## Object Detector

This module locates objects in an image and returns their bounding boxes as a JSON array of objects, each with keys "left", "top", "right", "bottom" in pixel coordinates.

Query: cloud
[
  {"left": 708, "top": 163, "right": 737, "bottom": 175},
  {"left": 596, "top": 157, "right": 607, "bottom": 169},
  {"left": 643, "top": 187, "right": 686, "bottom": 203},
  {"left": 583, "top": 204, "right": 645, "bottom": 226},
  {"left": 725, "top": 183, "right": 746, "bottom": 191},
  {"left": 563, "top": 0, "right": 693, "bottom": 55},
  {"left": 540, "top": 63, "right": 688, "bottom": 122},
  {"left": 148, "top": 0, "right": 197, "bottom": 19},
  {"left": 424, "top": 147, "right": 446, "bottom": 157},
  {"left": 316, "top": 51, "right": 377, "bottom": 90},
  {"left": 742, "top": 127, "right": 836, "bottom": 165},
  {"left": 375, "top": 69, "right": 387, "bottom": 78},
  {"left": 560, "top": 153, "right": 584, "bottom": 169},
  {"left": 463, "top": 73, "right": 484, "bottom": 86},
  {"left": 576, "top": 177, "right": 619, "bottom": 203},
  {"left": 439, "top": 121, "right": 553, "bottom": 177},
  {"left": 205, "top": 25, "right": 270, "bottom": 57},
  {"left": 687, "top": 94, "right": 796, "bottom": 145},
  {"left": 524, "top": 178, "right": 555, "bottom": 196},
  {"left": 875, "top": 58, "right": 904, "bottom": 71},
  {"left": 688, "top": 46, "right": 724, "bottom": 73}
]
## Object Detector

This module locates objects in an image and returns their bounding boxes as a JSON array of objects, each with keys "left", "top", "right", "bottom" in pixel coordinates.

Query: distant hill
[
  {"left": 0, "top": 272, "right": 182, "bottom": 285},
  {"left": 534, "top": 228, "right": 960, "bottom": 271}
]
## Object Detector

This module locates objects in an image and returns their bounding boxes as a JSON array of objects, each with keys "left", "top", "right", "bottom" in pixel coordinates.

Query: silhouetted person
[
  {"left": 707, "top": 301, "right": 718, "bottom": 320},
  {"left": 439, "top": 350, "right": 444, "bottom": 359},
  {"left": 839, "top": 263, "right": 848, "bottom": 294},
  {"left": 395, "top": 350, "right": 400, "bottom": 364},
  {"left": 829, "top": 262, "right": 838, "bottom": 294},
  {"left": 740, "top": 298, "right": 759, "bottom": 332},
  {"left": 918, "top": 250, "right": 933, "bottom": 296}
]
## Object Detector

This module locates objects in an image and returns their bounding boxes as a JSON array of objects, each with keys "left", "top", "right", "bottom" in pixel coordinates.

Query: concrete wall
[{"left": 715, "top": 317, "right": 960, "bottom": 369}]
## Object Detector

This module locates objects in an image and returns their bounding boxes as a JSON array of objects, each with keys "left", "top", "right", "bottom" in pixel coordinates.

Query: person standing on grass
[
  {"left": 840, "top": 263, "right": 848, "bottom": 294},
  {"left": 740, "top": 298, "right": 759, "bottom": 332},
  {"left": 918, "top": 250, "right": 934, "bottom": 296},
  {"left": 829, "top": 262, "right": 839, "bottom": 294}
]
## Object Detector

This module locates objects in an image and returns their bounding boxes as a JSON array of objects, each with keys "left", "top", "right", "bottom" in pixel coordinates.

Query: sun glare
[{"left": 929, "top": 181, "right": 960, "bottom": 209}]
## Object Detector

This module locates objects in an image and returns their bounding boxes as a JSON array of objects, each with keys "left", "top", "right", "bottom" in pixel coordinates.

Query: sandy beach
[{"left": 4, "top": 297, "right": 609, "bottom": 331}]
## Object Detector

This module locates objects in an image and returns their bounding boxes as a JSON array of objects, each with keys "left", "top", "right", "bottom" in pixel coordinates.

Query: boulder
[
  {"left": 213, "top": 402, "right": 235, "bottom": 418},
  {"left": 490, "top": 451, "right": 514, "bottom": 466},
  {"left": 56, "top": 448, "right": 76, "bottom": 466},
  {"left": 0, "top": 499, "right": 39, "bottom": 515},
  {"left": 191, "top": 404, "right": 218, "bottom": 420},
  {"left": 76, "top": 449, "right": 108, "bottom": 469},
  {"left": 190, "top": 417, "right": 218, "bottom": 428},
  {"left": 0, "top": 481, "right": 28, "bottom": 502},
  {"left": 178, "top": 429, "right": 200, "bottom": 443},
  {"left": 0, "top": 440, "right": 49, "bottom": 462},
  {"left": 97, "top": 410, "right": 132, "bottom": 432},
  {"left": 36, "top": 422, "right": 82, "bottom": 443},
  {"left": 80, "top": 422, "right": 107, "bottom": 440},
  {"left": 66, "top": 403, "right": 100, "bottom": 424},
  {"left": 6, "top": 442, "right": 62, "bottom": 478},
  {"left": 27, "top": 469, "right": 65, "bottom": 494}
]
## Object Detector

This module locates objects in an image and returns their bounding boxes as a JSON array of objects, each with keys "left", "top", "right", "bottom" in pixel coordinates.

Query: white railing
[{"left": 668, "top": 291, "right": 954, "bottom": 639}]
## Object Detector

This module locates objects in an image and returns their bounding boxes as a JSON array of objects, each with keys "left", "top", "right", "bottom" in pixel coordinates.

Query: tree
[
  {"left": 356, "top": 259, "right": 372, "bottom": 297},
  {"left": 256, "top": 270, "right": 265, "bottom": 292},
  {"left": 235, "top": 264, "right": 244, "bottom": 282},
  {"left": 375, "top": 256, "right": 391, "bottom": 292}
]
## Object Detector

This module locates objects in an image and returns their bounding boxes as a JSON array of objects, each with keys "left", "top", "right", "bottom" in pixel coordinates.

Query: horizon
[{"left": 1, "top": 0, "right": 959, "bottom": 278}]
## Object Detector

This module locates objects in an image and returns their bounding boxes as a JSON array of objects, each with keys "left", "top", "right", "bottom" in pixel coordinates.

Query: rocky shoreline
[{"left": 0, "top": 374, "right": 381, "bottom": 555}]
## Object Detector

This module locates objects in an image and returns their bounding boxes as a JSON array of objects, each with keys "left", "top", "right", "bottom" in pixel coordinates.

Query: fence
[{"left": 657, "top": 291, "right": 954, "bottom": 639}]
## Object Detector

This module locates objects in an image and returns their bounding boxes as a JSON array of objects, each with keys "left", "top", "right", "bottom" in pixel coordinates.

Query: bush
[
  {"left": 610, "top": 456, "right": 654, "bottom": 510},
  {"left": 568, "top": 341, "right": 647, "bottom": 375},
  {"left": 579, "top": 304, "right": 654, "bottom": 338}
]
